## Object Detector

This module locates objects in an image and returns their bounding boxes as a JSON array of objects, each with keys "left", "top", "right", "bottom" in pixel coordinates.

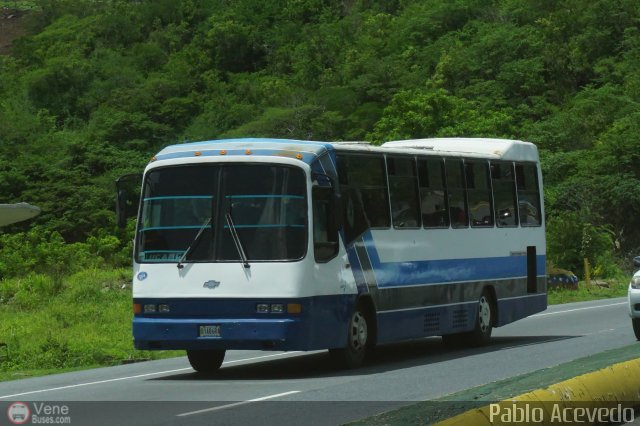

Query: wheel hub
[
  {"left": 350, "top": 312, "right": 368, "bottom": 350},
  {"left": 478, "top": 296, "right": 491, "bottom": 332}
]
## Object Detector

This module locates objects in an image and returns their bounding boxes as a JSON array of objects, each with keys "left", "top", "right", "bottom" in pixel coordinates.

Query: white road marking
[
  {"left": 585, "top": 328, "right": 617, "bottom": 336},
  {"left": 0, "top": 351, "right": 302, "bottom": 400},
  {"left": 531, "top": 302, "right": 626, "bottom": 317},
  {"left": 176, "top": 390, "right": 301, "bottom": 417}
]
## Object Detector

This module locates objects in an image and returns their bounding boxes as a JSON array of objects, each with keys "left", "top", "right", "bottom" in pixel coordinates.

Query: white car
[{"left": 629, "top": 257, "right": 640, "bottom": 340}]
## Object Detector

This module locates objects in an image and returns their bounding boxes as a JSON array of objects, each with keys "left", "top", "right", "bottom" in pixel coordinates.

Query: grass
[
  {"left": 0, "top": 269, "right": 180, "bottom": 382},
  {"left": 0, "top": 269, "right": 631, "bottom": 382},
  {"left": 0, "top": 1, "right": 39, "bottom": 10},
  {"left": 547, "top": 277, "right": 628, "bottom": 304}
]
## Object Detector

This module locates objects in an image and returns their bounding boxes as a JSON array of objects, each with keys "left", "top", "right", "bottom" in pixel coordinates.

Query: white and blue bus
[{"left": 117, "top": 137, "right": 546, "bottom": 372}]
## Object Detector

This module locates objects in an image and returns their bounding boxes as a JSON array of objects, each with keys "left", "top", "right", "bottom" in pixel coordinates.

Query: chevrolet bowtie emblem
[{"left": 203, "top": 280, "right": 221, "bottom": 289}]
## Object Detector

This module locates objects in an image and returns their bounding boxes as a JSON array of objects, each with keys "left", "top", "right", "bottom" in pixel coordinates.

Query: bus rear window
[{"left": 516, "top": 164, "right": 542, "bottom": 226}]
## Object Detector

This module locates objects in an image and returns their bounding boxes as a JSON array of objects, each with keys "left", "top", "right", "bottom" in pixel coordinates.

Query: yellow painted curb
[{"left": 435, "top": 358, "right": 640, "bottom": 425}]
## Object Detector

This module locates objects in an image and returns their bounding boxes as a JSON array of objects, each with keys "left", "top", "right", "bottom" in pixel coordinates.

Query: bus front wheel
[
  {"left": 187, "top": 349, "right": 226, "bottom": 374},
  {"left": 330, "top": 307, "right": 369, "bottom": 369}
]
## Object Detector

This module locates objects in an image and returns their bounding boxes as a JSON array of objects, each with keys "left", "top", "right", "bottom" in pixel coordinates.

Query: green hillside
[{"left": 2, "top": 0, "right": 639, "bottom": 278}]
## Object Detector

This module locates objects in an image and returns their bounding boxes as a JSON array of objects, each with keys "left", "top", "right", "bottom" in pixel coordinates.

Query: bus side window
[
  {"left": 336, "top": 154, "right": 390, "bottom": 244},
  {"left": 418, "top": 158, "right": 449, "bottom": 228},
  {"left": 312, "top": 186, "right": 339, "bottom": 262},
  {"left": 516, "top": 164, "right": 542, "bottom": 226},
  {"left": 387, "top": 156, "right": 420, "bottom": 228},
  {"left": 466, "top": 161, "right": 493, "bottom": 227},
  {"left": 491, "top": 162, "right": 518, "bottom": 227},
  {"left": 445, "top": 159, "right": 468, "bottom": 228}
]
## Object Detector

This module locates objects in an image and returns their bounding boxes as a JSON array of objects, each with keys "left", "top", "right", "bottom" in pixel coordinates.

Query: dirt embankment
[{"left": 0, "top": 8, "right": 28, "bottom": 55}]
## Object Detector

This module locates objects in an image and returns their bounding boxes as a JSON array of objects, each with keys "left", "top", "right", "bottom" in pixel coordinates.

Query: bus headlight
[
  {"left": 631, "top": 276, "right": 640, "bottom": 289},
  {"left": 270, "top": 304, "right": 285, "bottom": 314},
  {"left": 256, "top": 303, "right": 302, "bottom": 314},
  {"left": 143, "top": 304, "right": 157, "bottom": 313},
  {"left": 256, "top": 304, "right": 270, "bottom": 314}
]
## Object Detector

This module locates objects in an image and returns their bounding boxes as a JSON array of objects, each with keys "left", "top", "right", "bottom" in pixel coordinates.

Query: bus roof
[
  {"left": 156, "top": 138, "right": 332, "bottom": 157},
  {"left": 154, "top": 137, "right": 539, "bottom": 164},
  {"left": 381, "top": 138, "right": 539, "bottom": 162}
]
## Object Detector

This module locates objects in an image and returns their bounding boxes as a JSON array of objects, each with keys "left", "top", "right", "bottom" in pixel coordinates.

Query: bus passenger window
[
  {"left": 516, "top": 164, "right": 542, "bottom": 226},
  {"left": 418, "top": 159, "right": 449, "bottom": 228},
  {"left": 446, "top": 159, "right": 468, "bottom": 228},
  {"left": 387, "top": 157, "right": 420, "bottom": 228},
  {"left": 466, "top": 161, "right": 493, "bottom": 227},
  {"left": 336, "top": 154, "right": 390, "bottom": 244},
  {"left": 312, "top": 186, "right": 339, "bottom": 262},
  {"left": 491, "top": 162, "right": 518, "bottom": 227}
]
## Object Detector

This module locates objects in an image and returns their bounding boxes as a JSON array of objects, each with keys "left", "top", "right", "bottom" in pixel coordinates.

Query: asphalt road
[{"left": 0, "top": 297, "right": 635, "bottom": 426}]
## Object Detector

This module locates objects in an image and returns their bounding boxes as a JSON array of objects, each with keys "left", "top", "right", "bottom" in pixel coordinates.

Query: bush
[
  {"left": 546, "top": 211, "right": 620, "bottom": 279},
  {"left": 0, "top": 227, "right": 131, "bottom": 280}
]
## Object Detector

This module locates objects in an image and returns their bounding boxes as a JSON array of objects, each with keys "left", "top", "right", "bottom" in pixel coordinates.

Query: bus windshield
[{"left": 136, "top": 164, "right": 307, "bottom": 263}]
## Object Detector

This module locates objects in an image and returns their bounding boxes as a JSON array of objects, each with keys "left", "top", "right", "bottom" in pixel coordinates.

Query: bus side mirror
[
  {"left": 634, "top": 256, "right": 640, "bottom": 269},
  {"left": 115, "top": 174, "right": 142, "bottom": 229},
  {"left": 116, "top": 188, "right": 127, "bottom": 228},
  {"left": 312, "top": 172, "right": 343, "bottom": 229}
]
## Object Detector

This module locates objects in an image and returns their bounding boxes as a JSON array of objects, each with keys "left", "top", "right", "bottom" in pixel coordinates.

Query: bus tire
[
  {"left": 467, "top": 289, "right": 494, "bottom": 346},
  {"left": 633, "top": 318, "right": 640, "bottom": 340},
  {"left": 187, "top": 349, "right": 226, "bottom": 374},
  {"left": 330, "top": 306, "right": 369, "bottom": 369}
]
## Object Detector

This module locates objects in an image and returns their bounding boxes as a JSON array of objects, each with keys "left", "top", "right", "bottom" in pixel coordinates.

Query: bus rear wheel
[
  {"left": 633, "top": 318, "right": 640, "bottom": 340},
  {"left": 330, "top": 307, "right": 369, "bottom": 369},
  {"left": 187, "top": 349, "right": 226, "bottom": 374},
  {"left": 468, "top": 290, "right": 494, "bottom": 346}
]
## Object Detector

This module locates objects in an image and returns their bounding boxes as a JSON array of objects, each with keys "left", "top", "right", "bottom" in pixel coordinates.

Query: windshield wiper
[
  {"left": 225, "top": 212, "right": 250, "bottom": 269},
  {"left": 177, "top": 217, "right": 211, "bottom": 270}
]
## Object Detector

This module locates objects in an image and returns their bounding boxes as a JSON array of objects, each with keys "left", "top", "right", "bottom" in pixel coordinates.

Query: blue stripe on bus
[
  {"left": 373, "top": 255, "right": 546, "bottom": 287},
  {"left": 345, "top": 240, "right": 369, "bottom": 294},
  {"left": 345, "top": 231, "right": 546, "bottom": 288}
]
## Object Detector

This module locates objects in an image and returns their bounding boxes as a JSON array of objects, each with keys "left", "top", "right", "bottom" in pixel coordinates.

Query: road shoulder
[{"left": 348, "top": 343, "right": 640, "bottom": 425}]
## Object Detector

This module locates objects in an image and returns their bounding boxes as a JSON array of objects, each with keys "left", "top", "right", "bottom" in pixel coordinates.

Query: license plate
[{"left": 199, "top": 325, "right": 221, "bottom": 337}]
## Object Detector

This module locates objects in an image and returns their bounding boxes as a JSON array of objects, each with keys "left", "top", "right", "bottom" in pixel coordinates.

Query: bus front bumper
[{"left": 133, "top": 317, "right": 306, "bottom": 351}]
